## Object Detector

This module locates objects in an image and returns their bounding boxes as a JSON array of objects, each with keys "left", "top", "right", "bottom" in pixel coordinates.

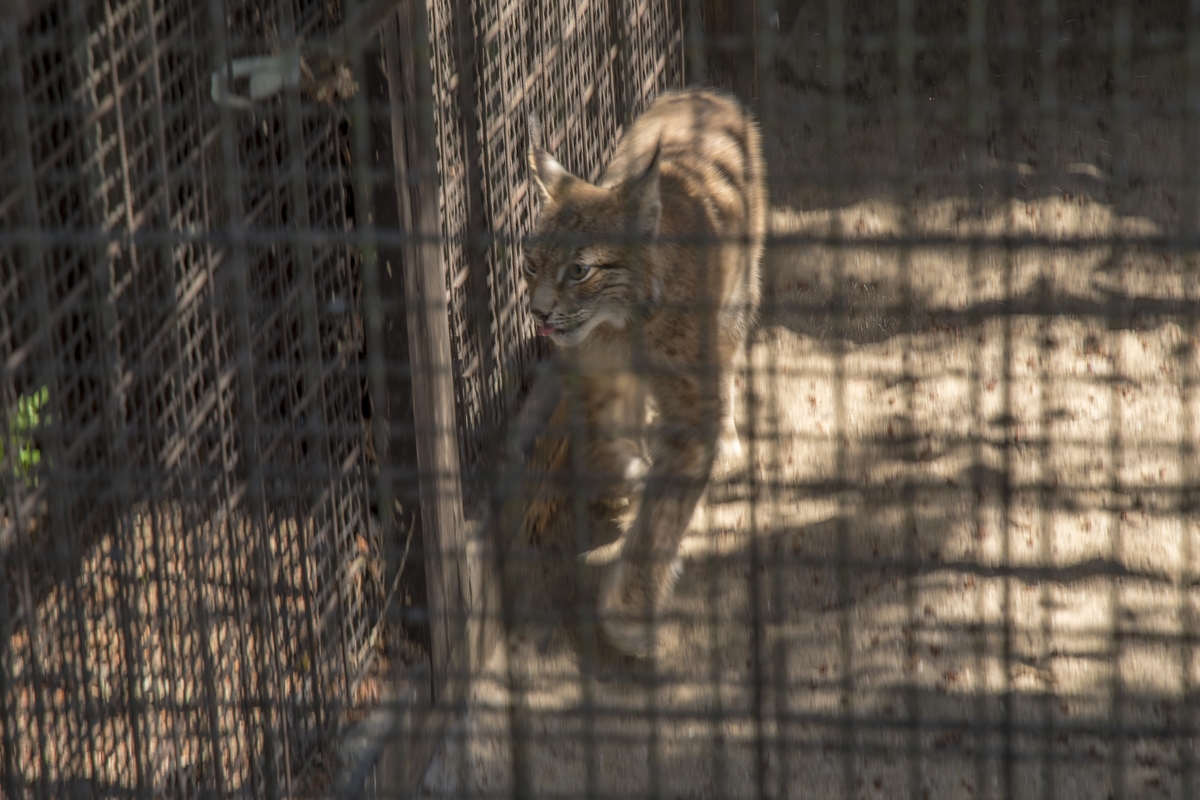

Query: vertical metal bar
[
  {"left": 998, "top": 140, "right": 1016, "bottom": 800},
  {"left": 1182, "top": 4, "right": 1200, "bottom": 797},
  {"left": 92, "top": 3, "right": 153, "bottom": 794},
  {"left": 452, "top": 0, "right": 493, "bottom": 510},
  {"left": 172, "top": 6, "right": 236, "bottom": 797},
  {"left": 637, "top": 0, "right": 664, "bottom": 787},
  {"left": 202, "top": 0, "right": 280, "bottom": 795},
  {"left": 823, "top": 0, "right": 854, "bottom": 796},
  {"left": 0, "top": 18, "right": 36, "bottom": 800},
  {"left": 965, "top": 1, "right": 988, "bottom": 798},
  {"left": 4, "top": 6, "right": 74, "bottom": 797},
  {"left": 564, "top": 2, "right": 603, "bottom": 770},
  {"left": 138, "top": 1, "right": 231, "bottom": 793},
  {"left": 893, "top": 1, "right": 921, "bottom": 798},
  {"left": 740, "top": 0, "right": 780, "bottom": 794},
  {"left": 270, "top": 4, "right": 322, "bottom": 792},
  {"left": 554, "top": 7, "right": 600, "bottom": 789},
  {"left": 1036, "top": 1, "right": 1059, "bottom": 798},
  {"left": 610, "top": 0, "right": 631, "bottom": 126},
  {"left": 0, "top": 13, "right": 42, "bottom": 799},
  {"left": 993, "top": 9, "right": 1018, "bottom": 800},
  {"left": 1108, "top": 3, "right": 1132, "bottom": 798},
  {"left": 60, "top": 4, "right": 107, "bottom": 789},
  {"left": 684, "top": 0, "right": 705, "bottom": 86},
  {"left": 751, "top": 0, "right": 785, "bottom": 796},
  {"left": 135, "top": 1, "right": 188, "bottom": 792},
  {"left": 184, "top": 7, "right": 232, "bottom": 791},
  {"left": 243, "top": 12, "right": 292, "bottom": 781}
]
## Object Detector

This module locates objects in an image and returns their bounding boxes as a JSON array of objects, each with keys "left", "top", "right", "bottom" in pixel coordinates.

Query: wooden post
[
  {"left": 369, "top": 2, "right": 505, "bottom": 794},
  {"left": 355, "top": 0, "right": 506, "bottom": 791},
  {"left": 368, "top": 4, "right": 465, "bottom": 794},
  {"left": 380, "top": 0, "right": 466, "bottom": 703}
]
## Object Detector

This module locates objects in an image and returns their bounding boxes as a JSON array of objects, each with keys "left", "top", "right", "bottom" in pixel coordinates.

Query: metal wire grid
[
  {"left": 431, "top": 0, "right": 683, "bottom": 514},
  {"left": 1, "top": 1, "right": 382, "bottom": 797},
  {"left": 410, "top": 1, "right": 1200, "bottom": 799},
  {"left": 8, "top": 0, "right": 1200, "bottom": 797}
]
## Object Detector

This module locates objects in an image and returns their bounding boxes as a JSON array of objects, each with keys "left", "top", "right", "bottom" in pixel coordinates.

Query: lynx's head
[{"left": 522, "top": 117, "right": 661, "bottom": 348}]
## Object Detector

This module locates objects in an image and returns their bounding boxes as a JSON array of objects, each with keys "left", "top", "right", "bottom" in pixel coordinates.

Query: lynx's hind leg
[{"left": 597, "top": 554, "right": 683, "bottom": 657}]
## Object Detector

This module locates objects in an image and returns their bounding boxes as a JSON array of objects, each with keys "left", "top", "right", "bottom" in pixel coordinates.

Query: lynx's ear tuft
[
  {"left": 528, "top": 114, "right": 574, "bottom": 203},
  {"left": 622, "top": 140, "right": 662, "bottom": 235}
]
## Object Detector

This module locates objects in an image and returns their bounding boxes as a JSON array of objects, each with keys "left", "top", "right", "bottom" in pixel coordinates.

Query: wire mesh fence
[
  {"left": 5, "top": 0, "right": 1200, "bottom": 798},
  {"left": 429, "top": 0, "right": 684, "bottom": 515},
  {"left": 416, "top": 0, "right": 1200, "bottom": 798},
  {"left": 1, "top": 1, "right": 382, "bottom": 796}
]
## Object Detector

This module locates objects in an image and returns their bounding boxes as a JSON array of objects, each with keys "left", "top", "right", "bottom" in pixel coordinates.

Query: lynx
[{"left": 522, "top": 89, "right": 766, "bottom": 655}]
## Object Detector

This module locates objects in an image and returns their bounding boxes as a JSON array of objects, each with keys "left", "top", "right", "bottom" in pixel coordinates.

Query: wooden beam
[
  {"left": 364, "top": 6, "right": 468, "bottom": 796},
  {"left": 351, "top": 1, "right": 517, "bottom": 793},
  {"left": 380, "top": 0, "right": 466, "bottom": 704}
]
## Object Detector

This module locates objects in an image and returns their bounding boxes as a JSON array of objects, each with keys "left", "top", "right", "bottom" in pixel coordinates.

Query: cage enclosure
[{"left": 5, "top": 1, "right": 1200, "bottom": 799}]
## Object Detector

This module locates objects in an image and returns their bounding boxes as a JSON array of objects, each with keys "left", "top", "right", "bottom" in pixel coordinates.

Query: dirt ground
[{"left": 419, "top": 5, "right": 1200, "bottom": 798}]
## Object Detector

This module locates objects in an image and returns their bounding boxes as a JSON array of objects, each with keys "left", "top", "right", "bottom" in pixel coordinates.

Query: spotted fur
[{"left": 523, "top": 89, "right": 766, "bottom": 655}]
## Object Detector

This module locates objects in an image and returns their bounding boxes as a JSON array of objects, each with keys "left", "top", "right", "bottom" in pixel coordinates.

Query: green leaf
[{"left": 7, "top": 385, "right": 49, "bottom": 489}]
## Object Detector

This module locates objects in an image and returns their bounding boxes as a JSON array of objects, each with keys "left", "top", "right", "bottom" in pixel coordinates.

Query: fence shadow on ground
[{"left": 419, "top": 176, "right": 1200, "bottom": 794}]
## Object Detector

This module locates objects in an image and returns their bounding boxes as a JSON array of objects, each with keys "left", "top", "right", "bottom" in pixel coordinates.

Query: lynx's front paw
[
  {"left": 597, "top": 555, "right": 683, "bottom": 657},
  {"left": 597, "top": 561, "right": 654, "bottom": 656},
  {"left": 718, "top": 428, "right": 743, "bottom": 462}
]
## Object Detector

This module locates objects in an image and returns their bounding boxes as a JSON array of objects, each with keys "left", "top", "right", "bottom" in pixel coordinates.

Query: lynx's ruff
[{"left": 523, "top": 89, "right": 766, "bottom": 655}]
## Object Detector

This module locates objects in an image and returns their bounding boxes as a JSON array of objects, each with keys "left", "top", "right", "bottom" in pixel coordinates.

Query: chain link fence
[
  {"left": 5, "top": 0, "right": 1200, "bottom": 799},
  {"left": 2, "top": 1, "right": 381, "bottom": 796}
]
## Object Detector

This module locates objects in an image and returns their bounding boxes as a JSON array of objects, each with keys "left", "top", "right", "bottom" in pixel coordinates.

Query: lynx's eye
[
  {"left": 566, "top": 262, "right": 592, "bottom": 282},
  {"left": 522, "top": 260, "right": 536, "bottom": 278}
]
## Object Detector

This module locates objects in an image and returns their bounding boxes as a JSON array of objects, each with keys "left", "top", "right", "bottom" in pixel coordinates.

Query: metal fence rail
[
  {"left": 417, "top": 1, "right": 1200, "bottom": 799},
  {"left": 7, "top": 1, "right": 1200, "bottom": 799}
]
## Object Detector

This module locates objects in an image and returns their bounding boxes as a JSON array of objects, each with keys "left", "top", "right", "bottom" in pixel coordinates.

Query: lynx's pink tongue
[{"left": 537, "top": 325, "right": 555, "bottom": 336}]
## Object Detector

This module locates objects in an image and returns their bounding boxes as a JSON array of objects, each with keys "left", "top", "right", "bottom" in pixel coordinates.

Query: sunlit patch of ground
[{"left": 421, "top": 194, "right": 1200, "bottom": 799}]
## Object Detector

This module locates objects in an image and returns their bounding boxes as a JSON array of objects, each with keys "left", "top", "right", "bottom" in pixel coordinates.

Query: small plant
[{"left": 1, "top": 386, "right": 50, "bottom": 489}]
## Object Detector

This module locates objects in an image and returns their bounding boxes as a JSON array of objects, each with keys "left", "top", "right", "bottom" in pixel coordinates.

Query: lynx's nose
[
  {"left": 530, "top": 309, "right": 555, "bottom": 336},
  {"left": 529, "top": 281, "right": 557, "bottom": 334},
  {"left": 530, "top": 296, "right": 553, "bottom": 323}
]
